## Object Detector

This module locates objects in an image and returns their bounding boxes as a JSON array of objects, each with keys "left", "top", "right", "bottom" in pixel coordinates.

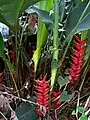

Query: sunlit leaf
[
  {"left": 76, "top": 106, "right": 84, "bottom": 114},
  {"left": 80, "top": 114, "right": 88, "bottom": 120},
  {"left": 72, "top": 110, "right": 76, "bottom": 115},
  {"left": 33, "top": 47, "right": 42, "bottom": 71}
]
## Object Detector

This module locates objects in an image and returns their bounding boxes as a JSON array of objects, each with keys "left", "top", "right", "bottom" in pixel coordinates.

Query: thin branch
[
  {"left": 0, "top": 91, "right": 37, "bottom": 106},
  {"left": 85, "top": 108, "right": 90, "bottom": 115},
  {"left": 0, "top": 111, "right": 7, "bottom": 120},
  {"left": 78, "top": 108, "right": 90, "bottom": 120},
  {"left": 84, "top": 96, "right": 90, "bottom": 110},
  {"left": 76, "top": 92, "right": 80, "bottom": 120},
  {"left": 79, "top": 62, "right": 89, "bottom": 92}
]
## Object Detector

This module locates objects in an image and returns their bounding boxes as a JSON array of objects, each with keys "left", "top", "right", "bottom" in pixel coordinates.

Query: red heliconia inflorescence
[
  {"left": 34, "top": 74, "right": 50, "bottom": 117},
  {"left": 68, "top": 36, "right": 87, "bottom": 84},
  {"left": 51, "top": 90, "right": 62, "bottom": 110}
]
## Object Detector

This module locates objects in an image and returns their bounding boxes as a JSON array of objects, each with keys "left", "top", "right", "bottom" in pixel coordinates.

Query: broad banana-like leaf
[
  {"left": 65, "top": 0, "right": 90, "bottom": 38},
  {"left": 74, "top": 0, "right": 81, "bottom": 5},
  {"left": 26, "top": 6, "right": 53, "bottom": 24},
  {"left": 0, "top": 0, "right": 44, "bottom": 31},
  {"left": 63, "top": 0, "right": 90, "bottom": 62}
]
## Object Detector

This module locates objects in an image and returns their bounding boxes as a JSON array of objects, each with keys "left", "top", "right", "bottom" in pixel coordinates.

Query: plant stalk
[{"left": 51, "top": 0, "right": 59, "bottom": 90}]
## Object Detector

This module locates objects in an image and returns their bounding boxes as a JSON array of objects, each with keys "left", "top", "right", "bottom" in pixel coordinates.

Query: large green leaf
[
  {"left": 0, "top": 0, "right": 43, "bottom": 31},
  {"left": 0, "top": 33, "right": 4, "bottom": 57},
  {"left": 16, "top": 102, "right": 38, "bottom": 120},
  {"left": 74, "top": 0, "right": 81, "bottom": 5},
  {"left": 26, "top": 6, "right": 53, "bottom": 24},
  {"left": 65, "top": 0, "right": 90, "bottom": 36},
  {"left": 76, "top": 13, "right": 90, "bottom": 33},
  {"left": 59, "top": 0, "right": 66, "bottom": 23}
]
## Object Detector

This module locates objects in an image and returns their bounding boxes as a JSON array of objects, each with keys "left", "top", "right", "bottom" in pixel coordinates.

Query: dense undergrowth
[{"left": 0, "top": 0, "right": 90, "bottom": 120}]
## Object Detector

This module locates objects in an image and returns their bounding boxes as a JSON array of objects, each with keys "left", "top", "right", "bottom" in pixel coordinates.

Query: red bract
[
  {"left": 0, "top": 73, "right": 3, "bottom": 84},
  {"left": 9, "top": 51, "right": 16, "bottom": 63},
  {"left": 69, "top": 36, "right": 87, "bottom": 84},
  {"left": 51, "top": 90, "right": 62, "bottom": 110},
  {"left": 34, "top": 74, "right": 50, "bottom": 117},
  {"left": 7, "top": 71, "right": 13, "bottom": 81}
]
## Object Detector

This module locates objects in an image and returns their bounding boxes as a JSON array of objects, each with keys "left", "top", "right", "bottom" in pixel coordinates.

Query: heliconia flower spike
[
  {"left": 51, "top": 90, "right": 62, "bottom": 110},
  {"left": 68, "top": 36, "right": 87, "bottom": 84},
  {"left": 34, "top": 74, "right": 50, "bottom": 117}
]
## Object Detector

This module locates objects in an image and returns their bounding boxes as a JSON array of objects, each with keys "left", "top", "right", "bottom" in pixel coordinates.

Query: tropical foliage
[{"left": 0, "top": 0, "right": 90, "bottom": 120}]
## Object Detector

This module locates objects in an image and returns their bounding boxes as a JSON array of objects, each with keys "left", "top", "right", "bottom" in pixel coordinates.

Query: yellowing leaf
[{"left": 33, "top": 47, "right": 42, "bottom": 72}]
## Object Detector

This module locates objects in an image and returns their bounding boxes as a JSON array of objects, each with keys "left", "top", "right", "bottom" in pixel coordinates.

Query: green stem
[
  {"left": 3, "top": 56, "right": 20, "bottom": 97},
  {"left": 15, "top": 32, "right": 20, "bottom": 97},
  {"left": 51, "top": 0, "right": 59, "bottom": 90}
]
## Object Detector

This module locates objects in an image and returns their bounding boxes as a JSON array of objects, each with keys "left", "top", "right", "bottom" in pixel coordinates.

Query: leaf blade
[{"left": 0, "top": 33, "right": 4, "bottom": 57}]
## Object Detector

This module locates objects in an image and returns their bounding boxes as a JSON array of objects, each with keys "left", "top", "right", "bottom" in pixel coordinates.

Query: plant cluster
[{"left": 0, "top": 0, "right": 90, "bottom": 120}]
